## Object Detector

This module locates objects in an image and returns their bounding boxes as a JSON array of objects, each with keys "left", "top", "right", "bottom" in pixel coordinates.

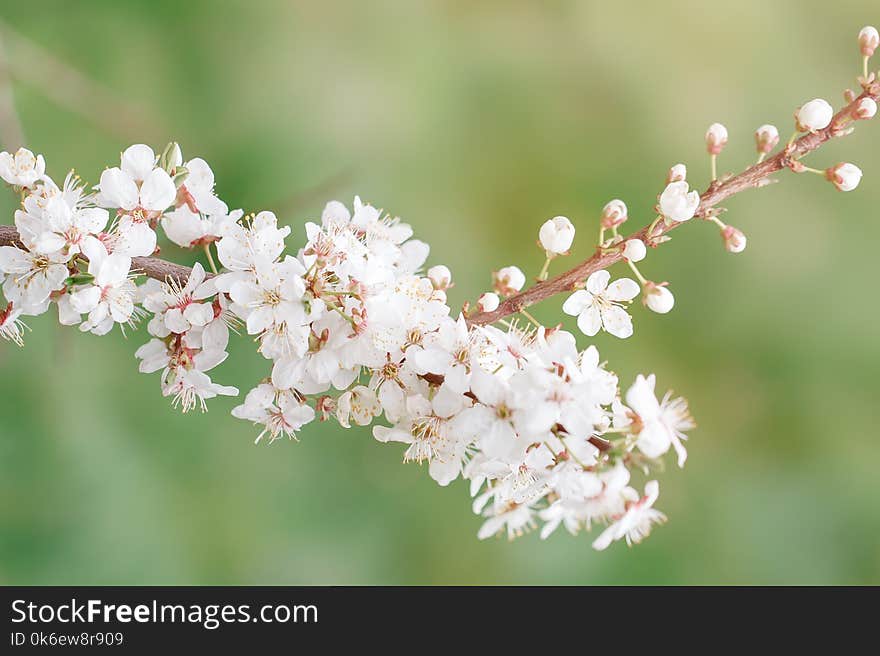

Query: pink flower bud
[
  {"left": 493, "top": 266, "right": 525, "bottom": 296},
  {"left": 720, "top": 225, "right": 747, "bottom": 253},
  {"left": 643, "top": 282, "right": 674, "bottom": 314},
  {"left": 859, "top": 26, "right": 879, "bottom": 57},
  {"left": 600, "top": 199, "right": 628, "bottom": 229},
  {"left": 853, "top": 97, "right": 877, "bottom": 120},
  {"left": 622, "top": 238, "right": 647, "bottom": 262},
  {"left": 796, "top": 99, "right": 834, "bottom": 132},
  {"left": 705, "top": 123, "right": 728, "bottom": 155},
  {"left": 666, "top": 163, "right": 687, "bottom": 183},
  {"left": 477, "top": 292, "right": 500, "bottom": 312},
  {"left": 427, "top": 264, "right": 452, "bottom": 290},
  {"left": 826, "top": 162, "right": 862, "bottom": 191},
  {"left": 754, "top": 124, "right": 779, "bottom": 154}
]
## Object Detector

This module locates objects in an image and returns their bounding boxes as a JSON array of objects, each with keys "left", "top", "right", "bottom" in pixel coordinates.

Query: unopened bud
[
  {"left": 859, "top": 26, "right": 879, "bottom": 58},
  {"left": 600, "top": 199, "right": 628, "bottom": 229},
  {"left": 622, "top": 238, "right": 647, "bottom": 262},
  {"left": 853, "top": 97, "right": 877, "bottom": 120},
  {"left": 666, "top": 163, "right": 687, "bottom": 183},
  {"left": 643, "top": 282, "right": 674, "bottom": 314},
  {"left": 493, "top": 266, "right": 525, "bottom": 296},
  {"left": 720, "top": 225, "right": 747, "bottom": 253},
  {"left": 538, "top": 215, "right": 575, "bottom": 255},
  {"left": 754, "top": 124, "right": 779, "bottom": 154},
  {"left": 427, "top": 264, "right": 452, "bottom": 290},
  {"left": 826, "top": 162, "right": 862, "bottom": 192},
  {"left": 796, "top": 99, "right": 834, "bottom": 132},
  {"left": 477, "top": 292, "right": 500, "bottom": 313},
  {"left": 705, "top": 123, "right": 728, "bottom": 155}
]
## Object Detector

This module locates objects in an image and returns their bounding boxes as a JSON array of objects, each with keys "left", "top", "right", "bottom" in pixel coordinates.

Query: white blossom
[
  {"left": 538, "top": 215, "right": 575, "bottom": 255},
  {"left": 659, "top": 181, "right": 700, "bottom": 222},
  {"left": 562, "top": 270, "right": 639, "bottom": 338},
  {"left": 591, "top": 480, "right": 666, "bottom": 550},
  {"left": 0, "top": 148, "right": 46, "bottom": 188}
]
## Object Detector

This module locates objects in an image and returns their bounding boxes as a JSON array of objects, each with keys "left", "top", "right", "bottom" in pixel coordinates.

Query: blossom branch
[
  {"left": 0, "top": 224, "right": 194, "bottom": 284},
  {"left": 466, "top": 78, "right": 880, "bottom": 326}
]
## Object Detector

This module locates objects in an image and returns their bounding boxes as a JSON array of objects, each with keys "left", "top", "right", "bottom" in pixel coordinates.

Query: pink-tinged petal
[
  {"left": 601, "top": 305, "right": 633, "bottom": 339},
  {"left": 120, "top": 144, "right": 156, "bottom": 181},
  {"left": 561, "top": 289, "right": 590, "bottom": 316},
  {"left": 586, "top": 269, "right": 610, "bottom": 294},
  {"left": 576, "top": 305, "right": 602, "bottom": 336},
  {"left": 605, "top": 277, "right": 640, "bottom": 302},
  {"left": 139, "top": 168, "right": 176, "bottom": 211},
  {"left": 99, "top": 167, "right": 139, "bottom": 210}
]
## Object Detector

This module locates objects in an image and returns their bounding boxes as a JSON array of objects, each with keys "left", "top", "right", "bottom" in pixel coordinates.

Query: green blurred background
[{"left": 0, "top": 0, "right": 878, "bottom": 585}]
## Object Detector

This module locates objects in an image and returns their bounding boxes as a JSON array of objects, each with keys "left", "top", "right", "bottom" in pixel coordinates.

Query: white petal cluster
[{"left": 0, "top": 142, "right": 697, "bottom": 551}]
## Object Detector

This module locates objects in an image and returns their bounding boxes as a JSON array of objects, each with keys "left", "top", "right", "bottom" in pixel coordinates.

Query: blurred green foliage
[{"left": 0, "top": 0, "right": 878, "bottom": 584}]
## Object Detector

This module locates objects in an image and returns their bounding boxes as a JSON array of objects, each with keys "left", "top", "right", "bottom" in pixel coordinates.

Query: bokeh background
[{"left": 0, "top": 0, "right": 878, "bottom": 585}]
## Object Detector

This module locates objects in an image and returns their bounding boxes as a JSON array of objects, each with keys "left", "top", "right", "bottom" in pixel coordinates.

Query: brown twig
[
  {"left": 0, "top": 225, "right": 194, "bottom": 285},
  {"left": 466, "top": 79, "right": 880, "bottom": 326},
  {"left": 0, "top": 81, "right": 877, "bottom": 300}
]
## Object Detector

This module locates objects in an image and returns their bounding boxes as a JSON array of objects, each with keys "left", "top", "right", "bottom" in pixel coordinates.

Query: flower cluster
[{"left": 1, "top": 24, "right": 877, "bottom": 551}]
